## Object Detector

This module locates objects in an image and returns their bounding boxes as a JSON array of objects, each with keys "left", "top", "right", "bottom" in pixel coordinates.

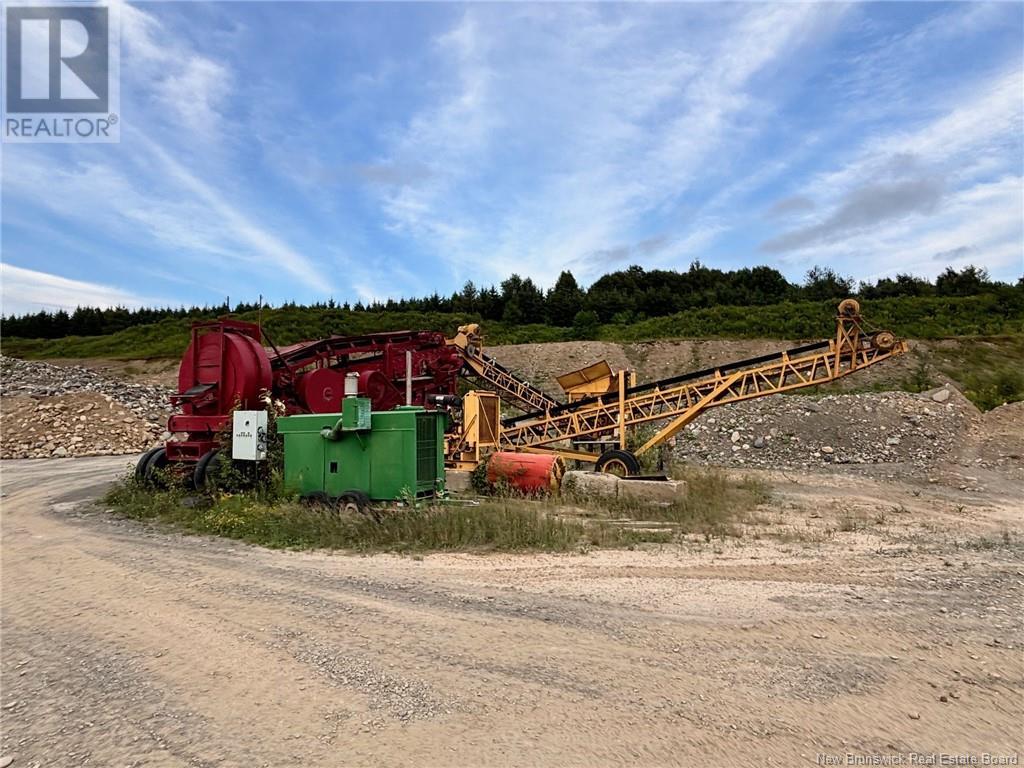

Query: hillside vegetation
[
  {"left": 3, "top": 294, "right": 1022, "bottom": 361},
  {"left": 3, "top": 264, "right": 1022, "bottom": 409},
  {"left": 3, "top": 262, "right": 1020, "bottom": 340}
]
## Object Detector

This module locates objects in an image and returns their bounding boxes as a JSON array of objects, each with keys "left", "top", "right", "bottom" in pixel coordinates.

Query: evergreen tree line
[{"left": 3, "top": 263, "right": 1019, "bottom": 340}]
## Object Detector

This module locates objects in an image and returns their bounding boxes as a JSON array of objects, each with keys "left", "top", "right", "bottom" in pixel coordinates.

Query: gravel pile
[
  {"left": 671, "top": 386, "right": 983, "bottom": 474},
  {"left": 1, "top": 356, "right": 172, "bottom": 459}
]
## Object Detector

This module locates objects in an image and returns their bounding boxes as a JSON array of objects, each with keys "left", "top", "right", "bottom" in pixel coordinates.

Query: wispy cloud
[
  {"left": 3, "top": 1, "right": 329, "bottom": 302},
  {"left": 781, "top": 176, "right": 1023, "bottom": 282},
  {"left": 0, "top": 263, "right": 152, "bottom": 315},
  {"left": 763, "top": 165, "right": 945, "bottom": 253},
  {"left": 759, "top": 59, "right": 1023, "bottom": 276},
  {"left": 766, "top": 195, "right": 816, "bottom": 219},
  {"left": 368, "top": 4, "right": 848, "bottom": 286},
  {"left": 118, "top": 0, "right": 234, "bottom": 140},
  {"left": 136, "top": 134, "right": 327, "bottom": 291}
]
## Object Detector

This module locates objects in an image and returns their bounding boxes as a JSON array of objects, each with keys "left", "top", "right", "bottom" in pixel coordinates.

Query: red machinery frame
[{"left": 164, "top": 319, "right": 462, "bottom": 464}]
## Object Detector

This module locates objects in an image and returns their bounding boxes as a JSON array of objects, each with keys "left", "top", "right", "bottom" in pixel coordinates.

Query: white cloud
[
  {"left": 4, "top": 143, "right": 325, "bottom": 293},
  {"left": 118, "top": 0, "right": 233, "bottom": 139},
  {"left": 760, "top": 57, "right": 1023, "bottom": 282},
  {"left": 829, "top": 2, "right": 1010, "bottom": 111},
  {"left": 137, "top": 134, "right": 326, "bottom": 291},
  {"left": 779, "top": 176, "right": 1023, "bottom": 282},
  {"left": 369, "top": 4, "right": 848, "bottom": 287},
  {"left": 3, "top": 0, "right": 328, "bottom": 302},
  {"left": 797, "top": 65, "right": 1022, "bottom": 208},
  {"left": 0, "top": 263, "right": 150, "bottom": 315}
]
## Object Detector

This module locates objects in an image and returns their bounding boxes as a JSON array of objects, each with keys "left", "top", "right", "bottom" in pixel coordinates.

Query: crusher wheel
[
  {"left": 595, "top": 448, "right": 641, "bottom": 477},
  {"left": 193, "top": 449, "right": 223, "bottom": 491}
]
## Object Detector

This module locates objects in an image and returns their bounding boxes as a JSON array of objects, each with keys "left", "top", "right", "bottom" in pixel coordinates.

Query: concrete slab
[
  {"left": 445, "top": 470, "right": 473, "bottom": 493},
  {"left": 561, "top": 470, "right": 687, "bottom": 505},
  {"left": 618, "top": 478, "right": 687, "bottom": 504},
  {"left": 562, "top": 470, "right": 620, "bottom": 499}
]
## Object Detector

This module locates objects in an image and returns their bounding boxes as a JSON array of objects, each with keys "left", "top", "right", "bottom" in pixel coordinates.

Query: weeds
[
  {"left": 956, "top": 530, "right": 1018, "bottom": 552},
  {"left": 838, "top": 514, "right": 863, "bottom": 532},
  {"left": 102, "top": 464, "right": 766, "bottom": 553}
]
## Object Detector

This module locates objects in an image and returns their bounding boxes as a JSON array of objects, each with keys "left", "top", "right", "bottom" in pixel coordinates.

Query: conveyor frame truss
[{"left": 498, "top": 303, "right": 906, "bottom": 460}]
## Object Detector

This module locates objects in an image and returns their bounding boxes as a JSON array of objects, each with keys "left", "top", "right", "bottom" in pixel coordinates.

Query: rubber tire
[
  {"left": 303, "top": 491, "right": 330, "bottom": 507},
  {"left": 595, "top": 448, "right": 641, "bottom": 477},
  {"left": 142, "top": 447, "right": 170, "bottom": 487},
  {"left": 135, "top": 446, "right": 163, "bottom": 484},
  {"left": 339, "top": 490, "right": 377, "bottom": 521},
  {"left": 193, "top": 449, "right": 222, "bottom": 491}
]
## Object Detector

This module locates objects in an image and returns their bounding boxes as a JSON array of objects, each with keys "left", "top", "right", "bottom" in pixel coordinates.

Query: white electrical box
[{"left": 232, "top": 410, "right": 268, "bottom": 461}]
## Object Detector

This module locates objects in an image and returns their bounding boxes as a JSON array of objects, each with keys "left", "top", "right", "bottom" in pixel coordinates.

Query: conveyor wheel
[
  {"left": 872, "top": 331, "right": 897, "bottom": 351},
  {"left": 838, "top": 298, "right": 860, "bottom": 317},
  {"left": 595, "top": 449, "right": 641, "bottom": 477}
]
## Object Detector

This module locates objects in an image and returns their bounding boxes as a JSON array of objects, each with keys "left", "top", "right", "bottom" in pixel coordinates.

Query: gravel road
[{"left": 1, "top": 457, "right": 1021, "bottom": 767}]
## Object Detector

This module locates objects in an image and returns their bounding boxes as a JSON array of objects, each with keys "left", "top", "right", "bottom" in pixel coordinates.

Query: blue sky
[{"left": 2, "top": 1, "right": 1022, "bottom": 315}]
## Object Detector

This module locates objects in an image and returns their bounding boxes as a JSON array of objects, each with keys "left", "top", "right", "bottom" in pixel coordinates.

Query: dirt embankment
[
  {"left": 669, "top": 386, "right": 1023, "bottom": 482},
  {"left": 486, "top": 336, "right": 1019, "bottom": 398}
]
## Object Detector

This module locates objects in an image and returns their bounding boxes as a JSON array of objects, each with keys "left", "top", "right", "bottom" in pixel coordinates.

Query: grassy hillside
[{"left": 4, "top": 295, "right": 1022, "bottom": 361}]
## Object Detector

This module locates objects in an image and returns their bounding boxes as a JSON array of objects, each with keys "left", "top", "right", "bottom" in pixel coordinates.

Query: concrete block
[
  {"left": 618, "top": 478, "right": 687, "bottom": 505},
  {"left": 444, "top": 469, "right": 473, "bottom": 493},
  {"left": 561, "top": 470, "right": 620, "bottom": 499}
]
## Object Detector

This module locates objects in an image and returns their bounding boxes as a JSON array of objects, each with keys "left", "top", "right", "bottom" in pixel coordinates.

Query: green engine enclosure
[{"left": 276, "top": 401, "right": 446, "bottom": 501}]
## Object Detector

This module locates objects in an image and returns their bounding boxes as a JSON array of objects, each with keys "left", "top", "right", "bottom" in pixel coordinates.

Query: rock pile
[
  {"left": 670, "top": 386, "right": 981, "bottom": 474},
  {"left": 1, "top": 356, "right": 172, "bottom": 459}
]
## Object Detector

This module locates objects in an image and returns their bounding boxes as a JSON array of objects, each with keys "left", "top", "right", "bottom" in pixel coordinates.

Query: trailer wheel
[
  {"left": 135, "top": 446, "right": 163, "bottom": 484},
  {"left": 193, "top": 449, "right": 222, "bottom": 491},
  {"left": 302, "top": 491, "right": 330, "bottom": 507},
  {"left": 142, "top": 447, "right": 170, "bottom": 487},
  {"left": 339, "top": 490, "right": 378, "bottom": 521},
  {"left": 595, "top": 449, "right": 641, "bottom": 477}
]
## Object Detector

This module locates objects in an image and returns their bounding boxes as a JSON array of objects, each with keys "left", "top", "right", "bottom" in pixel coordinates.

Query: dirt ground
[{"left": 1, "top": 456, "right": 1021, "bottom": 767}]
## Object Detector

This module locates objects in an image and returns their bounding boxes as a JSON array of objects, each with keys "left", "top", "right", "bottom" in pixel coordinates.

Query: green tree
[
  {"left": 453, "top": 280, "right": 478, "bottom": 313},
  {"left": 546, "top": 271, "right": 584, "bottom": 326},
  {"left": 860, "top": 273, "right": 934, "bottom": 299},
  {"left": 935, "top": 265, "right": 992, "bottom": 297},
  {"left": 802, "top": 266, "right": 854, "bottom": 301},
  {"left": 572, "top": 309, "right": 600, "bottom": 339},
  {"left": 501, "top": 274, "right": 546, "bottom": 324}
]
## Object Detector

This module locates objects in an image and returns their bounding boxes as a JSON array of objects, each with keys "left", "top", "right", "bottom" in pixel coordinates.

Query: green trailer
[{"left": 276, "top": 398, "right": 446, "bottom": 508}]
